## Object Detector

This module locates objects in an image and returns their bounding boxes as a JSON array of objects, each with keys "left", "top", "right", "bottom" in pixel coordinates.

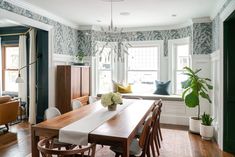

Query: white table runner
[{"left": 59, "top": 100, "right": 133, "bottom": 145}]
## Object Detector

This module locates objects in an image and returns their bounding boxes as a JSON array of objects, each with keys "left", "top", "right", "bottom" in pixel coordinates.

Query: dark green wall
[
  {"left": 0, "top": 26, "right": 29, "bottom": 45},
  {"left": 36, "top": 29, "right": 48, "bottom": 123},
  {"left": 223, "top": 10, "right": 235, "bottom": 154}
]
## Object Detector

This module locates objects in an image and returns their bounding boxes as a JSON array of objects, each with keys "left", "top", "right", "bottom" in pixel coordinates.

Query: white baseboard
[{"left": 161, "top": 114, "right": 189, "bottom": 126}]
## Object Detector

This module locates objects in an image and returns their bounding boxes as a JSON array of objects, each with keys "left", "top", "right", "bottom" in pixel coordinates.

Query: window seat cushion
[{"left": 97, "top": 93, "right": 183, "bottom": 101}]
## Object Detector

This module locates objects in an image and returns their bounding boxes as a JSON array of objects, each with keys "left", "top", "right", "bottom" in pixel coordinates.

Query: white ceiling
[{"left": 20, "top": 0, "right": 219, "bottom": 27}]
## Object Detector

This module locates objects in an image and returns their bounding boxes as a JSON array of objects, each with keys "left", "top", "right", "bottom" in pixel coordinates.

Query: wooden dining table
[{"left": 31, "top": 99, "right": 155, "bottom": 157}]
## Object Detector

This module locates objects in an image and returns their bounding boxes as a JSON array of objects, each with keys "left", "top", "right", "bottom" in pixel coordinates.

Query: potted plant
[
  {"left": 182, "top": 67, "right": 213, "bottom": 133},
  {"left": 200, "top": 112, "right": 214, "bottom": 140},
  {"left": 75, "top": 51, "right": 86, "bottom": 65},
  {"left": 101, "top": 92, "right": 123, "bottom": 111}
]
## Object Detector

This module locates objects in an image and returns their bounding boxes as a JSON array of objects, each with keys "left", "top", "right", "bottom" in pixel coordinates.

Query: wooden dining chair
[
  {"left": 156, "top": 100, "right": 163, "bottom": 141},
  {"left": 110, "top": 117, "right": 153, "bottom": 157},
  {"left": 37, "top": 137, "right": 96, "bottom": 157}
]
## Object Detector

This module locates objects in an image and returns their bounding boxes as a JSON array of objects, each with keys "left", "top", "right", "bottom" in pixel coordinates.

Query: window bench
[{"left": 97, "top": 93, "right": 195, "bottom": 126}]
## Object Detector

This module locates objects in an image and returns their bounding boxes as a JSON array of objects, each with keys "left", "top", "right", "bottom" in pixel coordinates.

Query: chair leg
[
  {"left": 158, "top": 121, "right": 163, "bottom": 141},
  {"left": 154, "top": 137, "right": 160, "bottom": 156},
  {"left": 5, "top": 124, "right": 9, "bottom": 132},
  {"left": 158, "top": 127, "right": 163, "bottom": 141},
  {"left": 150, "top": 140, "right": 156, "bottom": 157}
]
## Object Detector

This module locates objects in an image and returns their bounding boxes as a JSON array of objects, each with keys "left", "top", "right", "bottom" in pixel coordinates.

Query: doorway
[{"left": 223, "top": 10, "right": 235, "bottom": 154}]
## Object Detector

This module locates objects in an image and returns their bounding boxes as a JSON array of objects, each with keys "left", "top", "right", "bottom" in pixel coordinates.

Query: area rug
[{"left": 0, "top": 132, "right": 17, "bottom": 149}]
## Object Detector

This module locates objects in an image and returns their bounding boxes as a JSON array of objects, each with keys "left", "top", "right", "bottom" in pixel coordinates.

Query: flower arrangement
[{"left": 101, "top": 92, "right": 122, "bottom": 111}]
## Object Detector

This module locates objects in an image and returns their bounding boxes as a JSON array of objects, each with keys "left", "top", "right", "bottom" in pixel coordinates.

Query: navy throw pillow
[{"left": 153, "top": 80, "right": 171, "bottom": 95}]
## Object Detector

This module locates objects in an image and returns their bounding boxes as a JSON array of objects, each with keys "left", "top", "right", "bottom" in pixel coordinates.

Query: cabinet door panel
[
  {"left": 81, "top": 67, "right": 90, "bottom": 96},
  {"left": 71, "top": 67, "right": 81, "bottom": 99}
]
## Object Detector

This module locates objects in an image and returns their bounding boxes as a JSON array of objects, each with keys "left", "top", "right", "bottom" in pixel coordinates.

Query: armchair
[{"left": 0, "top": 96, "right": 19, "bottom": 131}]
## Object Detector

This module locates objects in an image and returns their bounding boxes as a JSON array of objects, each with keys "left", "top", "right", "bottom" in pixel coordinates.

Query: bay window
[
  {"left": 126, "top": 42, "right": 161, "bottom": 93},
  {"left": 168, "top": 37, "right": 190, "bottom": 95},
  {"left": 97, "top": 46, "right": 113, "bottom": 93}
]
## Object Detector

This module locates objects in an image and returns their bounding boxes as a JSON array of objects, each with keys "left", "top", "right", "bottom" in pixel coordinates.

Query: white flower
[
  {"left": 101, "top": 92, "right": 122, "bottom": 107},
  {"left": 112, "top": 93, "right": 123, "bottom": 104}
]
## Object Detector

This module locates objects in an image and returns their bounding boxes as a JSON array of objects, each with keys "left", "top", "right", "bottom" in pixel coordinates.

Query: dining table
[{"left": 31, "top": 99, "right": 155, "bottom": 157}]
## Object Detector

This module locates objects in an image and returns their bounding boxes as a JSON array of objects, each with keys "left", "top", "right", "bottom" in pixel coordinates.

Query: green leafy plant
[
  {"left": 182, "top": 67, "right": 213, "bottom": 120},
  {"left": 76, "top": 51, "right": 85, "bottom": 62},
  {"left": 201, "top": 112, "right": 214, "bottom": 126}
]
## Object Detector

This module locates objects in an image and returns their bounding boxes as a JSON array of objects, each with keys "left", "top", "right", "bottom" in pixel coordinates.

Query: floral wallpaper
[
  {"left": 79, "top": 23, "right": 213, "bottom": 56},
  {"left": 193, "top": 23, "right": 212, "bottom": 54},
  {"left": 212, "top": 0, "right": 232, "bottom": 52},
  {"left": 0, "top": 0, "right": 220, "bottom": 56},
  {"left": 0, "top": 0, "right": 79, "bottom": 55}
]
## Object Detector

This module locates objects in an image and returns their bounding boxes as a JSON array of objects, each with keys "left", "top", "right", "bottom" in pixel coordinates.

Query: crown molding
[
  {"left": 210, "top": 0, "right": 227, "bottom": 19},
  {"left": 191, "top": 17, "right": 212, "bottom": 23},
  {"left": 78, "top": 20, "right": 193, "bottom": 32},
  {"left": 4, "top": 0, "right": 79, "bottom": 29}
]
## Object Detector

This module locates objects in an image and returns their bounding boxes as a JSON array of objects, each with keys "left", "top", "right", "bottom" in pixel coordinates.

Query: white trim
[
  {"left": 79, "top": 20, "right": 192, "bottom": 32},
  {"left": 191, "top": 17, "right": 212, "bottom": 23},
  {"left": 4, "top": 0, "right": 79, "bottom": 29},
  {"left": 210, "top": 0, "right": 227, "bottom": 19},
  {"left": 53, "top": 54, "right": 75, "bottom": 63},
  {"left": 218, "top": 0, "right": 235, "bottom": 150},
  {"left": 210, "top": 50, "right": 220, "bottom": 61},
  {"left": 0, "top": 7, "right": 55, "bottom": 108}
]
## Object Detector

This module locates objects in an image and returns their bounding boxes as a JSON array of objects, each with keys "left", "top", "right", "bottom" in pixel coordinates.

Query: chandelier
[{"left": 91, "top": 0, "right": 132, "bottom": 62}]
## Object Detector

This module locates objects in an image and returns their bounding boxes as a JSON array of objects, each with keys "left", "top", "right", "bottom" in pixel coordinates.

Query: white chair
[
  {"left": 44, "top": 107, "right": 70, "bottom": 147},
  {"left": 89, "top": 96, "right": 98, "bottom": 104},
  {"left": 45, "top": 107, "right": 61, "bottom": 120},
  {"left": 71, "top": 100, "right": 82, "bottom": 110}
]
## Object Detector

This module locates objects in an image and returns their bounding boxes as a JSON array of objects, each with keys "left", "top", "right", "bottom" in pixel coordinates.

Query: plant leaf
[
  {"left": 181, "top": 79, "right": 192, "bottom": 89},
  {"left": 206, "top": 83, "right": 213, "bottom": 90},
  {"left": 185, "top": 91, "right": 199, "bottom": 108},
  {"left": 200, "top": 91, "right": 212, "bottom": 103},
  {"left": 182, "top": 87, "right": 190, "bottom": 99},
  {"left": 194, "top": 69, "right": 202, "bottom": 74}
]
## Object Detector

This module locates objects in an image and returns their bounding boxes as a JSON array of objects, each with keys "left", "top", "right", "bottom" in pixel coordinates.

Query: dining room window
[
  {"left": 127, "top": 45, "right": 160, "bottom": 93},
  {"left": 168, "top": 37, "right": 190, "bottom": 95},
  {"left": 2, "top": 45, "right": 19, "bottom": 92},
  {"left": 97, "top": 47, "right": 113, "bottom": 94}
]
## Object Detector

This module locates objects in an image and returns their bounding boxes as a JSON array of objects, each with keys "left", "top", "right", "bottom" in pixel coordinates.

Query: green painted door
[{"left": 224, "top": 10, "right": 235, "bottom": 154}]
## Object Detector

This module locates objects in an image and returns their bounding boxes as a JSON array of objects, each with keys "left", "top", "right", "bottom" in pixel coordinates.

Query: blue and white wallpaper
[
  {"left": 1, "top": 0, "right": 223, "bottom": 56},
  {"left": 212, "top": 0, "right": 232, "bottom": 52},
  {"left": 79, "top": 23, "right": 212, "bottom": 56},
  {"left": 0, "top": 0, "right": 79, "bottom": 55},
  {"left": 193, "top": 23, "right": 212, "bottom": 54}
]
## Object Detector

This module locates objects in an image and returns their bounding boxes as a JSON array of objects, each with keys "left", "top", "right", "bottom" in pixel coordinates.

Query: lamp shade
[{"left": 16, "top": 74, "right": 24, "bottom": 83}]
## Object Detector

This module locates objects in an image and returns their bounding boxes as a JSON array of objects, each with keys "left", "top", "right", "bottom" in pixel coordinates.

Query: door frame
[
  {"left": 218, "top": 0, "right": 235, "bottom": 150},
  {"left": 0, "top": 8, "right": 55, "bottom": 107}
]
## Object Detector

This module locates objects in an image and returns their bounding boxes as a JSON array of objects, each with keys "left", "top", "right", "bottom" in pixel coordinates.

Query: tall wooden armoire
[{"left": 56, "top": 65, "right": 90, "bottom": 113}]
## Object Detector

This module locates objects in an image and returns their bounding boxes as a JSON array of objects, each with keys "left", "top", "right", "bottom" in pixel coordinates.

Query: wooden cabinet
[{"left": 56, "top": 65, "right": 90, "bottom": 113}]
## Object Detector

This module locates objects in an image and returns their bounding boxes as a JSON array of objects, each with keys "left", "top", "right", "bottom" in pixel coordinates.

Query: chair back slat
[
  {"left": 37, "top": 137, "right": 96, "bottom": 157},
  {"left": 139, "top": 117, "right": 152, "bottom": 148}
]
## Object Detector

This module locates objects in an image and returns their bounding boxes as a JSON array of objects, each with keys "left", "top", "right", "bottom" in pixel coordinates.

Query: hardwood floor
[{"left": 0, "top": 121, "right": 234, "bottom": 157}]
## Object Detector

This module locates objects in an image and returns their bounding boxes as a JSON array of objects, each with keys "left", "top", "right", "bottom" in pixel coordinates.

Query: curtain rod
[{"left": 0, "top": 27, "right": 32, "bottom": 37}]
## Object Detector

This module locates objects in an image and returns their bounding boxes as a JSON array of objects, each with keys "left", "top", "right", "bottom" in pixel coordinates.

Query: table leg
[
  {"left": 122, "top": 140, "right": 130, "bottom": 157},
  {"left": 31, "top": 127, "right": 39, "bottom": 157}
]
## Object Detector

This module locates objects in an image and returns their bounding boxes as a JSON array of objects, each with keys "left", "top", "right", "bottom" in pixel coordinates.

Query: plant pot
[
  {"left": 189, "top": 117, "right": 201, "bottom": 134},
  {"left": 108, "top": 104, "right": 117, "bottom": 111},
  {"left": 200, "top": 124, "right": 213, "bottom": 140}
]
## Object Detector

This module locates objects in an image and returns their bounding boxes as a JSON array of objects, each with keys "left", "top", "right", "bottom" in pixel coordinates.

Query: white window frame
[
  {"left": 92, "top": 42, "right": 117, "bottom": 94},
  {"left": 124, "top": 40, "right": 163, "bottom": 92},
  {"left": 168, "top": 37, "right": 191, "bottom": 95}
]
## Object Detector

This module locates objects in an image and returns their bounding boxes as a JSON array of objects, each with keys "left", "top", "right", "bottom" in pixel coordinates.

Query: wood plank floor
[{"left": 0, "top": 122, "right": 234, "bottom": 157}]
